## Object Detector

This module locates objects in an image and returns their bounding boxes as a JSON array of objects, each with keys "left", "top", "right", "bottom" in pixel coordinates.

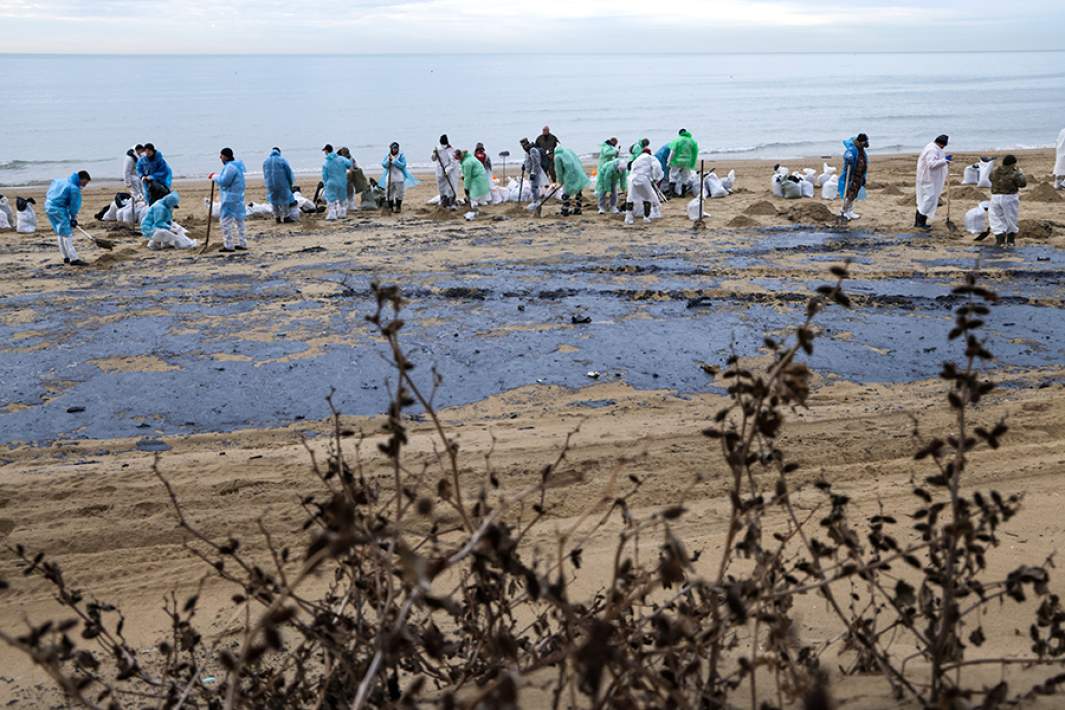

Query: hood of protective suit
[
  {"left": 679, "top": 130, "right": 692, "bottom": 138},
  {"left": 67, "top": 172, "right": 81, "bottom": 188},
  {"left": 160, "top": 192, "right": 180, "bottom": 209}
]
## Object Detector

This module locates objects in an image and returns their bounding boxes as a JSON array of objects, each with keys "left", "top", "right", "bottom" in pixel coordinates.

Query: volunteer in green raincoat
[
  {"left": 457, "top": 149, "right": 492, "bottom": 205},
  {"left": 596, "top": 162, "right": 627, "bottom": 214},
  {"left": 553, "top": 146, "right": 591, "bottom": 216},
  {"left": 667, "top": 128, "right": 699, "bottom": 196}
]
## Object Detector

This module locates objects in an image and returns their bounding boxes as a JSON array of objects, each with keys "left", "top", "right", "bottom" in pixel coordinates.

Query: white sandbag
[
  {"left": 802, "top": 168, "right": 817, "bottom": 184},
  {"left": 821, "top": 180, "right": 839, "bottom": 200},
  {"left": 771, "top": 175, "right": 784, "bottom": 198},
  {"left": 16, "top": 199, "right": 38, "bottom": 234},
  {"left": 490, "top": 186, "right": 506, "bottom": 205},
  {"left": 977, "top": 158, "right": 995, "bottom": 188},
  {"left": 146, "top": 227, "right": 198, "bottom": 250},
  {"left": 0, "top": 197, "right": 13, "bottom": 229},
  {"left": 965, "top": 201, "right": 990, "bottom": 235},
  {"left": 703, "top": 171, "right": 729, "bottom": 199},
  {"left": 116, "top": 199, "right": 145, "bottom": 225},
  {"left": 721, "top": 169, "right": 736, "bottom": 191},
  {"left": 816, "top": 163, "right": 837, "bottom": 187},
  {"left": 292, "top": 191, "right": 317, "bottom": 213},
  {"left": 781, "top": 178, "right": 804, "bottom": 200},
  {"left": 961, "top": 164, "right": 980, "bottom": 185},
  {"left": 245, "top": 202, "right": 274, "bottom": 218},
  {"left": 801, "top": 179, "right": 815, "bottom": 199},
  {"left": 687, "top": 197, "right": 710, "bottom": 221},
  {"left": 204, "top": 199, "right": 222, "bottom": 220}
]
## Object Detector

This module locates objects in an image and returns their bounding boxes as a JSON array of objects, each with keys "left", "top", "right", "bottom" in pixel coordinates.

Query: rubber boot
[
  {"left": 914, "top": 210, "right": 924, "bottom": 228},
  {"left": 994, "top": 233, "right": 1006, "bottom": 247},
  {"left": 573, "top": 193, "right": 583, "bottom": 215},
  {"left": 1006, "top": 232, "right": 1016, "bottom": 246},
  {"left": 387, "top": 199, "right": 395, "bottom": 213},
  {"left": 395, "top": 200, "right": 402, "bottom": 214},
  {"left": 668, "top": 183, "right": 677, "bottom": 197}
]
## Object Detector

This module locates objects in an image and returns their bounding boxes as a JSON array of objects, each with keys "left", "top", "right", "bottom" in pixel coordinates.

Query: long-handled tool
[
  {"left": 76, "top": 225, "right": 114, "bottom": 250},
  {"left": 694, "top": 159, "right": 707, "bottom": 231},
  {"left": 517, "top": 165, "right": 525, "bottom": 205},
  {"left": 199, "top": 180, "right": 215, "bottom": 254},
  {"left": 499, "top": 150, "right": 510, "bottom": 180},
  {"left": 945, "top": 166, "right": 958, "bottom": 234},
  {"left": 434, "top": 148, "right": 460, "bottom": 208},
  {"left": 528, "top": 184, "right": 562, "bottom": 217}
]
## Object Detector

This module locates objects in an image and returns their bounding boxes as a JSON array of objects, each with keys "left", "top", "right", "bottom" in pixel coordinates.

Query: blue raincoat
[
  {"left": 654, "top": 145, "right": 670, "bottom": 174},
  {"left": 136, "top": 152, "right": 173, "bottom": 198},
  {"left": 213, "top": 159, "right": 247, "bottom": 220},
  {"left": 380, "top": 151, "right": 418, "bottom": 190},
  {"left": 141, "top": 192, "right": 180, "bottom": 237},
  {"left": 837, "top": 137, "right": 867, "bottom": 201},
  {"left": 44, "top": 172, "right": 84, "bottom": 237},
  {"left": 263, "top": 148, "right": 295, "bottom": 208},
  {"left": 321, "top": 152, "right": 352, "bottom": 203}
]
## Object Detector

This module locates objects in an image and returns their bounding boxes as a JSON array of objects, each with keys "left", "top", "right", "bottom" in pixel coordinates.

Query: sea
[{"left": 1, "top": 52, "right": 1064, "bottom": 186}]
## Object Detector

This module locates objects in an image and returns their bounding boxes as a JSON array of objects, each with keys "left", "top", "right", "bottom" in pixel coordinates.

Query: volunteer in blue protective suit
[
  {"left": 263, "top": 147, "right": 299, "bottom": 223},
  {"left": 380, "top": 142, "right": 418, "bottom": 214},
  {"left": 838, "top": 133, "right": 869, "bottom": 221},
  {"left": 210, "top": 147, "right": 247, "bottom": 252},
  {"left": 136, "top": 143, "right": 173, "bottom": 205},
  {"left": 44, "top": 170, "right": 91, "bottom": 266},
  {"left": 321, "top": 144, "right": 352, "bottom": 220}
]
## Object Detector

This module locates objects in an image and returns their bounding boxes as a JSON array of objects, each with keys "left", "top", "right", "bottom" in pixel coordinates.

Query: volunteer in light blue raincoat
[
  {"left": 263, "top": 148, "right": 297, "bottom": 222},
  {"left": 837, "top": 133, "right": 869, "bottom": 220},
  {"left": 211, "top": 148, "right": 248, "bottom": 251},
  {"left": 654, "top": 145, "right": 671, "bottom": 189},
  {"left": 136, "top": 144, "right": 173, "bottom": 204},
  {"left": 321, "top": 144, "right": 352, "bottom": 220},
  {"left": 44, "top": 170, "right": 91, "bottom": 265},
  {"left": 380, "top": 142, "right": 418, "bottom": 214},
  {"left": 141, "top": 192, "right": 180, "bottom": 238}
]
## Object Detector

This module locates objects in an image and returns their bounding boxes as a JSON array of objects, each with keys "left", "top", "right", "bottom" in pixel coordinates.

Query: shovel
[
  {"left": 528, "top": 184, "right": 562, "bottom": 217},
  {"left": 499, "top": 150, "right": 510, "bottom": 180},
  {"left": 198, "top": 180, "right": 215, "bottom": 254},
  {"left": 517, "top": 164, "right": 525, "bottom": 206},
  {"left": 945, "top": 166, "right": 958, "bottom": 234},
  {"left": 694, "top": 159, "right": 707, "bottom": 231},
  {"left": 76, "top": 225, "right": 114, "bottom": 250}
]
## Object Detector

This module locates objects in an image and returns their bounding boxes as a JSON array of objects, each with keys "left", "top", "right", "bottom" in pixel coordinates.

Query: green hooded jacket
[
  {"left": 553, "top": 147, "right": 591, "bottom": 194},
  {"left": 669, "top": 130, "right": 699, "bottom": 170},
  {"left": 596, "top": 159, "right": 627, "bottom": 196},
  {"left": 460, "top": 152, "right": 492, "bottom": 201}
]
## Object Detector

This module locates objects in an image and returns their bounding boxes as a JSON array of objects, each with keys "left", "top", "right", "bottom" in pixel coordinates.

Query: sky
[{"left": 1, "top": 0, "right": 1063, "bottom": 54}]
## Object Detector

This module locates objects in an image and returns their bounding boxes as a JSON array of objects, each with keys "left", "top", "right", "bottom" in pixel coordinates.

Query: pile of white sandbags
[
  {"left": 961, "top": 157, "right": 994, "bottom": 188},
  {"left": 702, "top": 169, "right": 736, "bottom": 199},
  {"left": 771, "top": 165, "right": 815, "bottom": 200}
]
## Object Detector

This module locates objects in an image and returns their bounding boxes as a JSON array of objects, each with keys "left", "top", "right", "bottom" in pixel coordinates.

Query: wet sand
[{"left": 1, "top": 147, "right": 1064, "bottom": 706}]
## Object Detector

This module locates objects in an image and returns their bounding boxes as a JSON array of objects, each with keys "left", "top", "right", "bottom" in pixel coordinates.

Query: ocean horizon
[{"left": 2, "top": 51, "right": 1063, "bottom": 186}]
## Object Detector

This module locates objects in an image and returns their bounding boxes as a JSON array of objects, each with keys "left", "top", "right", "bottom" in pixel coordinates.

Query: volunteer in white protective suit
[
  {"left": 432, "top": 134, "right": 461, "bottom": 209},
  {"left": 624, "top": 147, "right": 664, "bottom": 225},
  {"left": 123, "top": 145, "right": 145, "bottom": 196},
  {"left": 1055, "top": 128, "right": 1065, "bottom": 190},
  {"left": 914, "top": 134, "right": 951, "bottom": 229},
  {"left": 987, "top": 154, "right": 1026, "bottom": 247}
]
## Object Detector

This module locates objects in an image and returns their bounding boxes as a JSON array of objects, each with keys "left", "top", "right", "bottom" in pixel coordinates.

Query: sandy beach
[{"left": 2, "top": 146, "right": 1064, "bottom": 706}]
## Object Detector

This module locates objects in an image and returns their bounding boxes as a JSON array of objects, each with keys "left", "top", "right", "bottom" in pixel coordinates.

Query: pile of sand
[
  {"left": 1026, "top": 183, "right": 1063, "bottom": 203},
  {"left": 897, "top": 195, "right": 915, "bottom": 206},
  {"left": 880, "top": 185, "right": 905, "bottom": 196},
  {"left": 953, "top": 186, "right": 988, "bottom": 201},
  {"left": 744, "top": 200, "right": 779, "bottom": 216},
  {"left": 1018, "top": 219, "right": 1056, "bottom": 240},
  {"left": 727, "top": 215, "right": 761, "bottom": 228},
  {"left": 786, "top": 202, "right": 836, "bottom": 224}
]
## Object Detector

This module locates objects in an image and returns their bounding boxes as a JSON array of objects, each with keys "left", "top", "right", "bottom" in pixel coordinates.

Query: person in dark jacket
[
  {"left": 988, "top": 155, "right": 1027, "bottom": 247},
  {"left": 535, "top": 126, "right": 559, "bottom": 182}
]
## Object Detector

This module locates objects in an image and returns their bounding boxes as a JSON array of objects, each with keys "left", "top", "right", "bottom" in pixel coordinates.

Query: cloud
[{"left": 0, "top": 0, "right": 1061, "bottom": 52}]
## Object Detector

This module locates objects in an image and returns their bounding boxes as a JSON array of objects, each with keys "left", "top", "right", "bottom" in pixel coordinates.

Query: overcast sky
[{"left": 2, "top": 0, "right": 1063, "bottom": 54}]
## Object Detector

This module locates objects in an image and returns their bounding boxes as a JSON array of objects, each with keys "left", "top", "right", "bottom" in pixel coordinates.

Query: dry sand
[{"left": 1, "top": 148, "right": 1064, "bottom": 706}]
